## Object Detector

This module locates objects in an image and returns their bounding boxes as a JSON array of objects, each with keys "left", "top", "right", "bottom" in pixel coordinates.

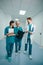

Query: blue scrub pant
[
  {"left": 6, "top": 43, "right": 14, "bottom": 57},
  {"left": 15, "top": 38, "right": 22, "bottom": 53},
  {"left": 25, "top": 38, "right": 32, "bottom": 55}
]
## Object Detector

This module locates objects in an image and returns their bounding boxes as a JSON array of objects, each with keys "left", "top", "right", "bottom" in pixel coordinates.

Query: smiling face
[
  {"left": 10, "top": 20, "right": 14, "bottom": 28},
  {"left": 16, "top": 21, "right": 20, "bottom": 27},
  {"left": 27, "top": 19, "right": 32, "bottom": 24},
  {"left": 11, "top": 23, "right": 14, "bottom": 28},
  {"left": 27, "top": 17, "right": 32, "bottom": 24}
]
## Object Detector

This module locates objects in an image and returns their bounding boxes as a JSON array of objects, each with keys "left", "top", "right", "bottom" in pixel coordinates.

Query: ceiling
[{"left": 0, "top": 0, "right": 43, "bottom": 21}]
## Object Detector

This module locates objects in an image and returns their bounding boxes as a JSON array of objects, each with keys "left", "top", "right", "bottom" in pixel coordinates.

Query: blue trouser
[
  {"left": 15, "top": 38, "right": 22, "bottom": 53},
  {"left": 25, "top": 38, "right": 32, "bottom": 55},
  {"left": 6, "top": 43, "right": 14, "bottom": 57}
]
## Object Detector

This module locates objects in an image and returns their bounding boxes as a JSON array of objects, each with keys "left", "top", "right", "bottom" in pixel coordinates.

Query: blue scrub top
[
  {"left": 4, "top": 26, "right": 15, "bottom": 44},
  {"left": 27, "top": 24, "right": 34, "bottom": 39}
]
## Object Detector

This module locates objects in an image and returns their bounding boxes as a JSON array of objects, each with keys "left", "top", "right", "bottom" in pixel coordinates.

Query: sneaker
[
  {"left": 18, "top": 51, "right": 21, "bottom": 53},
  {"left": 29, "top": 55, "right": 32, "bottom": 60},
  {"left": 24, "top": 51, "right": 27, "bottom": 54},
  {"left": 15, "top": 52, "right": 18, "bottom": 56}
]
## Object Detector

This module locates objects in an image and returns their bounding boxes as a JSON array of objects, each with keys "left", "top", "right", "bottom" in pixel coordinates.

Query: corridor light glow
[
  {"left": 19, "top": 10, "right": 26, "bottom": 15},
  {"left": 15, "top": 19, "right": 19, "bottom": 21}
]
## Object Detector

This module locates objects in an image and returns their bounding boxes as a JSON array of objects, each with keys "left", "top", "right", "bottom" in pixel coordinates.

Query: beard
[{"left": 12, "top": 26, "right": 14, "bottom": 28}]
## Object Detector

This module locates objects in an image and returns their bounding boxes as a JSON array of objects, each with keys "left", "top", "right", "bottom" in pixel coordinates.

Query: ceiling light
[
  {"left": 15, "top": 19, "right": 19, "bottom": 21},
  {"left": 19, "top": 10, "right": 26, "bottom": 15}
]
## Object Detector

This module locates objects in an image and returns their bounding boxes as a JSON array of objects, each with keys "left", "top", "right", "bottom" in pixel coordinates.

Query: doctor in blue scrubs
[
  {"left": 4, "top": 20, "right": 16, "bottom": 61},
  {"left": 14, "top": 21, "right": 23, "bottom": 53},
  {"left": 24, "top": 17, "right": 34, "bottom": 60}
]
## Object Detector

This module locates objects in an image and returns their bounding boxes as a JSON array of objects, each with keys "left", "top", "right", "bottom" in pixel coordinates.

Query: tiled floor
[{"left": 0, "top": 39, "right": 43, "bottom": 65}]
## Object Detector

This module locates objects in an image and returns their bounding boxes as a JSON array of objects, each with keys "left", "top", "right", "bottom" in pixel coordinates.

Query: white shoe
[
  {"left": 18, "top": 51, "right": 21, "bottom": 53},
  {"left": 15, "top": 52, "right": 18, "bottom": 56},
  {"left": 29, "top": 55, "right": 32, "bottom": 60},
  {"left": 24, "top": 51, "right": 27, "bottom": 54}
]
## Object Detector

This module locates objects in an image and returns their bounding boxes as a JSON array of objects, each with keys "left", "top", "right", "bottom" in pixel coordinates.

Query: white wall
[
  {"left": 33, "top": 11, "right": 43, "bottom": 46},
  {"left": 0, "top": 9, "right": 43, "bottom": 46},
  {"left": 0, "top": 9, "right": 11, "bottom": 39}
]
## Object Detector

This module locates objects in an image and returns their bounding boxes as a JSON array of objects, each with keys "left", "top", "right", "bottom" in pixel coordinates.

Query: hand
[
  {"left": 7, "top": 33, "right": 16, "bottom": 36},
  {"left": 30, "top": 32, "right": 32, "bottom": 35},
  {"left": 25, "top": 31, "right": 28, "bottom": 33}
]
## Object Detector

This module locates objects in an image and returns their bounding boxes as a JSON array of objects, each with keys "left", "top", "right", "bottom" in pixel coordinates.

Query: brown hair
[
  {"left": 27, "top": 17, "right": 32, "bottom": 20},
  {"left": 9, "top": 20, "right": 14, "bottom": 26}
]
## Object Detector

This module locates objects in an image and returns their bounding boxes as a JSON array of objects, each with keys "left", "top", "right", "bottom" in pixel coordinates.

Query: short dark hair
[
  {"left": 27, "top": 17, "right": 32, "bottom": 20},
  {"left": 9, "top": 20, "right": 14, "bottom": 26}
]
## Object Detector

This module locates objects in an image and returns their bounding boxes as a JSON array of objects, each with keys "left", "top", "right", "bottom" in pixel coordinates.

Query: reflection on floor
[{"left": 0, "top": 39, "right": 43, "bottom": 65}]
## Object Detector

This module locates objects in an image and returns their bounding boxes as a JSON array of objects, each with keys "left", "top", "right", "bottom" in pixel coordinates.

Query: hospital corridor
[{"left": 0, "top": 0, "right": 43, "bottom": 65}]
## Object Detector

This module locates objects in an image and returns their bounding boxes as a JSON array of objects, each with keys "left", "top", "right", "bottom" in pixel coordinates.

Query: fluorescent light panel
[{"left": 19, "top": 10, "right": 26, "bottom": 15}]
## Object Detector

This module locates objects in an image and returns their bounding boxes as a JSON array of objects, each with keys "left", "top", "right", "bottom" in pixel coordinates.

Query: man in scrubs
[
  {"left": 14, "top": 21, "right": 23, "bottom": 54},
  {"left": 24, "top": 17, "right": 34, "bottom": 60},
  {"left": 4, "top": 20, "right": 16, "bottom": 61}
]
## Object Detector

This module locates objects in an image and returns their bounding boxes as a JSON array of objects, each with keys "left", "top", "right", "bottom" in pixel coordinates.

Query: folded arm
[{"left": 6, "top": 33, "right": 16, "bottom": 36}]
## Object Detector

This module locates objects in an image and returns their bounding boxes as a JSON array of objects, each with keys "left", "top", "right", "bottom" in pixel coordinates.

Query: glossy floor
[{"left": 0, "top": 39, "right": 43, "bottom": 65}]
